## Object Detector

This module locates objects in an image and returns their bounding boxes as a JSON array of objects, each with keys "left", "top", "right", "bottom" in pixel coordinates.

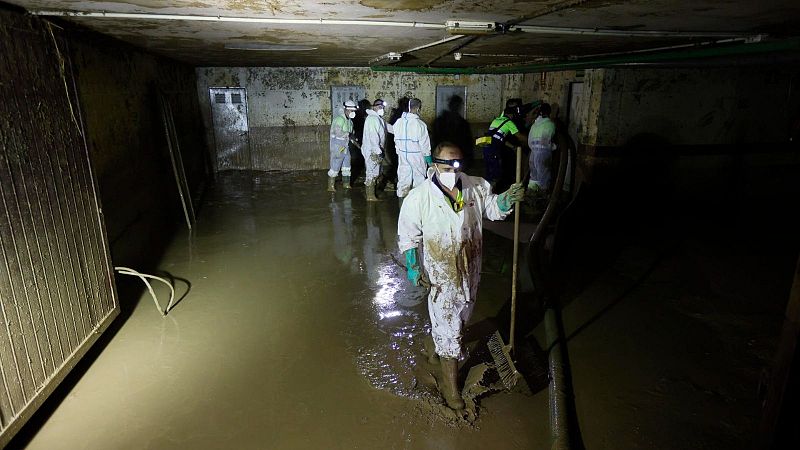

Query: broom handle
[{"left": 510, "top": 146, "right": 522, "bottom": 352}]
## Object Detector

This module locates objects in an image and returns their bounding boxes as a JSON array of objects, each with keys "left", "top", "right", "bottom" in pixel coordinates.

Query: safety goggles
[{"left": 432, "top": 157, "right": 463, "bottom": 170}]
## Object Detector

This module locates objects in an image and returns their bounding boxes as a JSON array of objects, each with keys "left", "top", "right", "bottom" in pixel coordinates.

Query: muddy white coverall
[
  {"left": 361, "top": 109, "right": 392, "bottom": 184},
  {"left": 528, "top": 116, "right": 556, "bottom": 190},
  {"left": 397, "top": 169, "right": 510, "bottom": 358},
  {"left": 329, "top": 109, "right": 353, "bottom": 178},
  {"left": 393, "top": 112, "right": 431, "bottom": 198}
]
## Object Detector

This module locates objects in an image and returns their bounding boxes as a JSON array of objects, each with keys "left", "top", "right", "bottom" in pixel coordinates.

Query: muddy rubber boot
[
  {"left": 385, "top": 180, "right": 396, "bottom": 191},
  {"left": 440, "top": 357, "right": 465, "bottom": 410},
  {"left": 423, "top": 335, "right": 440, "bottom": 365},
  {"left": 327, "top": 177, "right": 336, "bottom": 192},
  {"left": 343, "top": 176, "right": 352, "bottom": 190},
  {"left": 365, "top": 182, "right": 381, "bottom": 202}
]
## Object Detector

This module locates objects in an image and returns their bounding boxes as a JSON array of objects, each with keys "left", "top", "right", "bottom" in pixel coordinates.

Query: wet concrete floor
[
  {"left": 17, "top": 171, "right": 549, "bottom": 449},
  {"left": 13, "top": 170, "right": 791, "bottom": 449}
]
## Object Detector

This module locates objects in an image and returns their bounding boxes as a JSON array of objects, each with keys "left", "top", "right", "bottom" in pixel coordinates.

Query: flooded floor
[
  {"left": 11, "top": 171, "right": 793, "bottom": 449},
  {"left": 14, "top": 171, "right": 549, "bottom": 449}
]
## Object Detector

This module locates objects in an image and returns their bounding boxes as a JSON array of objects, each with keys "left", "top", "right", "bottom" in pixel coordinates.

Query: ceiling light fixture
[{"left": 224, "top": 43, "right": 317, "bottom": 51}]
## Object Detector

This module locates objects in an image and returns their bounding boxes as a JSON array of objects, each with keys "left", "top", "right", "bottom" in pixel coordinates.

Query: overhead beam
[{"left": 370, "top": 37, "right": 800, "bottom": 74}]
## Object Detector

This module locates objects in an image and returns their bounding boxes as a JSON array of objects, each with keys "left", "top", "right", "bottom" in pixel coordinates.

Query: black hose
[{"left": 527, "top": 139, "right": 574, "bottom": 449}]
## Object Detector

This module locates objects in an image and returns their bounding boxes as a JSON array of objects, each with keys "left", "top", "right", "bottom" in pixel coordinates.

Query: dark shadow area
[
  {"left": 6, "top": 278, "right": 155, "bottom": 449},
  {"left": 152, "top": 271, "right": 193, "bottom": 313}
]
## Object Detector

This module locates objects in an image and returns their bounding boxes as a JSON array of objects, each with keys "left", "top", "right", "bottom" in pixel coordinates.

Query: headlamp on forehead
[{"left": 433, "top": 157, "right": 463, "bottom": 169}]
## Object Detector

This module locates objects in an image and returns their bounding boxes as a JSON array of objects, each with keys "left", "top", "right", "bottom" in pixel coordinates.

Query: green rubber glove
[
  {"left": 497, "top": 182, "right": 525, "bottom": 212},
  {"left": 424, "top": 155, "right": 433, "bottom": 166},
  {"left": 404, "top": 248, "right": 422, "bottom": 286}
]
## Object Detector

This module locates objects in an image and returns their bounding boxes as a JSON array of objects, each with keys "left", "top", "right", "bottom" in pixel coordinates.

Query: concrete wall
[
  {"left": 577, "top": 66, "right": 800, "bottom": 224},
  {"left": 595, "top": 68, "right": 799, "bottom": 147},
  {"left": 515, "top": 69, "right": 604, "bottom": 146},
  {"left": 69, "top": 27, "right": 208, "bottom": 268},
  {"left": 196, "top": 67, "right": 536, "bottom": 171}
]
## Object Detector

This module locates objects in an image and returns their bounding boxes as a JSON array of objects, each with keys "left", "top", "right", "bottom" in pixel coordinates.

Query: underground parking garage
[{"left": 1, "top": 0, "right": 800, "bottom": 448}]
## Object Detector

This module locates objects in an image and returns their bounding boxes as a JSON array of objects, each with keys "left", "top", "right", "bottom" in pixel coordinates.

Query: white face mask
[
  {"left": 437, "top": 168, "right": 458, "bottom": 190},
  {"left": 377, "top": 108, "right": 385, "bottom": 117},
  {"left": 347, "top": 111, "right": 356, "bottom": 119}
]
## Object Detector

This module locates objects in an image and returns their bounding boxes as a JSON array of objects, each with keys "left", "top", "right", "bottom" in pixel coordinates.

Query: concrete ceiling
[{"left": 7, "top": 0, "right": 800, "bottom": 67}]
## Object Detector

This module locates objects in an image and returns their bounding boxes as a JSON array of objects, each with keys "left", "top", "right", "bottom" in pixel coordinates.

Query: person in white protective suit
[
  {"left": 393, "top": 98, "right": 432, "bottom": 199},
  {"left": 361, "top": 99, "right": 394, "bottom": 201},
  {"left": 397, "top": 142, "right": 525, "bottom": 411},
  {"left": 328, "top": 100, "right": 358, "bottom": 192}
]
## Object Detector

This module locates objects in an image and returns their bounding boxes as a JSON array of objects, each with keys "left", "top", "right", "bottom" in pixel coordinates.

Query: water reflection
[
  {"left": 329, "top": 196, "right": 356, "bottom": 269},
  {"left": 340, "top": 199, "right": 434, "bottom": 398}
]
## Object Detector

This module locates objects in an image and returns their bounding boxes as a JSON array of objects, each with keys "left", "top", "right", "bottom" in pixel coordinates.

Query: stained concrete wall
[
  {"left": 68, "top": 26, "right": 208, "bottom": 268},
  {"left": 577, "top": 66, "right": 800, "bottom": 225},
  {"left": 196, "top": 67, "right": 536, "bottom": 171},
  {"left": 595, "top": 68, "right": 799, "bottom": 147},
  {"left": 515, "top": 69, "right": 604, "bottom": 147}
]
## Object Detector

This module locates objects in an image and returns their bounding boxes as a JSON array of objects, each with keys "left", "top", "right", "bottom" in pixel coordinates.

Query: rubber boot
[
  {"left": 365, "top": 182, "right": 381, "bottom": 202},
  {"left": 343, "top": 176, "right": 352, "bottom": 190},
  {"left": 423, "top": 335, "right": 439, "bottom": 365},
  {"left": 327, "top": 176, "right": 336, "bottom": 192},
  {"left": 385, "top": 180, "right": 396, "bottom": 191},
  {"left": 440, "top": 357, "right": 465, "bottom": 410}
]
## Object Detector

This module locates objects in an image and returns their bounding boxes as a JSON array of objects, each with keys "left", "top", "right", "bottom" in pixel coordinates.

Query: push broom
[{"left": 487, "top": 146, "right": 524, "bottom": 390}]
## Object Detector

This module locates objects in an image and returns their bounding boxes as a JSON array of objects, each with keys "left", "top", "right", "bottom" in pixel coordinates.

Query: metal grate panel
[{"left": 0, "top": 13, "right": 119, "bottom": 445}]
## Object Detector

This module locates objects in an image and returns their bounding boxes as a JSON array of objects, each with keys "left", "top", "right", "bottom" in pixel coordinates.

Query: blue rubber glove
[
  {"left": 404, "top": 248, "right": 422, "bottom": 286},
  {"left": 424, "top": 155, "right": 433, "bottom": 166},
  {"left": 497, "top": 182, "right": 525, "bottom": 212}
]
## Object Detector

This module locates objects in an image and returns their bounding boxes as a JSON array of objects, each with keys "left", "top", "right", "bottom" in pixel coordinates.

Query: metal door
[
  {"left": 567, "top": 82, "right": 584, "bottom": 145},
  {"left": 330, "top": 86, "right": 365, "bottom": 113},
  {"left": 436, "top": 85, "right": 467, "bottom": 120},
  {"left": 209, "top": 88, "right": 251, "bottom": 171}
]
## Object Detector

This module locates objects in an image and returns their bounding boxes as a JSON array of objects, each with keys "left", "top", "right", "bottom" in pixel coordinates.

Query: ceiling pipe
[
  {"left": 30, "top": 10, "right": 762, "bottom": 41},
  {"left": 508, "top": 24, "right": 757, "bottom": 39},
  {"left": 29, "top": 10, "right": 446, "bottom": 28},
  {"left": 369, "top": 37, "right": 800, "bottom": 74},
  {"left": 370, "top": 35, "right": 469, "bottom": 66},
  {"left": 402, "top": 34, "right": 466, "bottom": 53},
  {"left": 425, "top": 36, "right": 479, "bottom": 66}
]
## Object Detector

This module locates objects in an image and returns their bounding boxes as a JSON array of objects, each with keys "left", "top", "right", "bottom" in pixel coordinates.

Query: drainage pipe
[{"left": 530, "top": 138, "right": 575, "bottom": 449}]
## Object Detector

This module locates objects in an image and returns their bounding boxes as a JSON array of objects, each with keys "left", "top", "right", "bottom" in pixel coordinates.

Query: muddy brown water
[
  {"left": 19, "top": 171, "right": 549, "bottom": 449},
  {"left": 16, "top": 171, "right": 783, "bottom": 449}
]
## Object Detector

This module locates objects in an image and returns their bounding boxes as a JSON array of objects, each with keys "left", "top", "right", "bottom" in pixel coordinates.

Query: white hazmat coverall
[
  {"left": 397, "top": 168, "right": 510, "bottom": 358},
  {"left": 393, "top": 112, "right": 431, "bottom": 198},
  {"left": 361, "top": 109, "right": 392, "bottom": 184}
]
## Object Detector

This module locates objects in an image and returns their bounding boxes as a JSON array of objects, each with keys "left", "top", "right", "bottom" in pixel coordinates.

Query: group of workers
[
  {"left": 328, "top": 97, "right": 433, "bottom": 201},
  {"left": 479, "top": 98, "right": 558, "bottom": 196},
  {"left": 327, "top": 95, "right": 557, "bottom": 414}
]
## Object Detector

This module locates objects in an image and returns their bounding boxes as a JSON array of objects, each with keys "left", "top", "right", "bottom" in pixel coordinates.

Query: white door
[
  {"left": 330, "top": 86, "right": 365, "bottom": 113},
  {"left": 436, "top": 85, "right": 467, "bottom": 119},
  {"left": 209, "top": 88, "right": 251, "bottom": 171}
]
